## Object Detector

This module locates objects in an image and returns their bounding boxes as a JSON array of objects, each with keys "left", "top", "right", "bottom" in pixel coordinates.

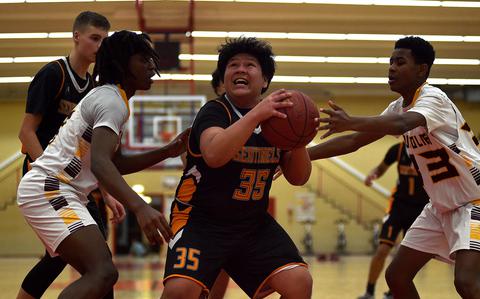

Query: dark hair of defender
[
  {"left": 72, "top": 11, "right": 111, "bottom": 33},
  {"left": 211, "top": 69, "right": 222, "bottom": 96},
  {"left": 94, "top": 30, "right": 161, "bottom": 86},
  {"left": 394, "top": 36, "right": 435, "bottom": 78},
  {"left": 216, "top": 37, "right": 276, "bottom": 94}
]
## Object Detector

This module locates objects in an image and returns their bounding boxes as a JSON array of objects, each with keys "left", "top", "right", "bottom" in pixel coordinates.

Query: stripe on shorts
[
  {"left": 44, "top": 176, "right": 60, "bottom": 192},
  {"left": 68, "top": 221, "right": 84, "bottom": 234},
  {"left": 49, "top": 196, "right": 68, "bottom": 211},
  {"left": 64, "top": 157, "right": 82, "bottom": 178},
  {"left": 470, "top": 205, "right": 480, "bottom": 251}
]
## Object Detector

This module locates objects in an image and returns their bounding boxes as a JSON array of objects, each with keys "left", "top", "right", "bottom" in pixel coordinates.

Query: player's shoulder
[
  {"left": 88, "top": 84, "right": 121, "bottom": 98},
  {"left": 33, "top": 59, "right": 64, "bottom": 80},
  {"left": 418, "top": 84, "right": 450, "bottom": 102},
  {"left": 40, "top": 59, "right": 64, "bottom": 74},
  {"left": 385, "top": 97, "right": 403, "bottom": 113},
  {"left": 200, "top": 96, "right": 230, "bottom": 114},
  {"left": 83, "top": 84, "right": 125, "bottom": 108}
]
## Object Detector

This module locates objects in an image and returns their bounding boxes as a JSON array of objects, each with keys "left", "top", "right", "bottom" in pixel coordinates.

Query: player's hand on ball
[
  {"left": 318, "top": 100, "right": 352, "bottom": 139},
  {"left": 252, "top": 89, "right": 293, "bottom": 123},
  {"left": 135, "top": 205, "right": 173, "bottom": 244}
]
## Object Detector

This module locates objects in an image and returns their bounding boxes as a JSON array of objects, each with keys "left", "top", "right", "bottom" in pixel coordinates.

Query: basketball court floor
[{"left": 0, "top": 254, "right": 459, "bottom": 299}]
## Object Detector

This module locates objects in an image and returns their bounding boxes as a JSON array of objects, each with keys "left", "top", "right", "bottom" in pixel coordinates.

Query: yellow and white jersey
[
  {"left": 30, "top": 84, "right": 129, "bottom": 196},
  {"left": 383, "top": 84, "right": 480, "bottom": 212}
]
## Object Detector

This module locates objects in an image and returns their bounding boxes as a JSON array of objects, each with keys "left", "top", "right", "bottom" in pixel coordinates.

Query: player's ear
[
  {"left": 73, "top": 31, "right": 80, "bottom": 43},
  {"left": 418, "top": 63, "right": 428, "bottom": 79},
  {"left": 262, "top": 76, "right": 268, "bottom": 88}
]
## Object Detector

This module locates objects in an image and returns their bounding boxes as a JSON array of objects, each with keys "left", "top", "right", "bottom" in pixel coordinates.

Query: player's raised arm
[
  {"left": 318, "top": 100, "right": 426, "bottom": 139},
  {"left": 200, "top": 89, "right": 292, "bottom": 168},
  {"left": 308, "top": 131, "right": 384, "bottom": 160}
]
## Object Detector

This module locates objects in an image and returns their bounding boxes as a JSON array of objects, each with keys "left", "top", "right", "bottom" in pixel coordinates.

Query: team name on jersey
[
  {"left": 233, "top": 146, "right": 281, "bottom": 164},
  {"left": 403, "top": 133, "right": 432, "bottom": 150}
]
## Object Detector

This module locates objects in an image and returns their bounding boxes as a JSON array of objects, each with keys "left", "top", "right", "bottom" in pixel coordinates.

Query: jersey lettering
[
  {"left": 414, "top": 148, "right": 460, "bottom": 183},
  {"left": 233, "top": 168, "right": 271, "bottom": 201}
]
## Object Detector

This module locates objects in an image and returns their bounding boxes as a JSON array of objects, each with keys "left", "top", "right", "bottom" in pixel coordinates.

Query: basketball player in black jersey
[
  {"left": 161, "top": 37, "right": 313, "bottom": 299},
  {"left": 16, "top": 11, "right": 120, "bottom": 299},
  {"left": 358, "top": 142, "right": 429, "bottom": 299}
]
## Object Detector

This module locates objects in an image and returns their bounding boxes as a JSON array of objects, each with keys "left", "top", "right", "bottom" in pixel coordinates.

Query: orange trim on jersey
[
  {"left": 53, "top": 60, "right": 65, "bottom": 100},
  {"left": 379, "top": 238, "right": 395, "bottom": 246},
  {"left": 461, "top": 154, "right": 474, "bottom": 168},
  {"left": 386, "top": 189, "right": 396, "bottom": 213},
  {"left": 177, "top": 178, "right": 196, "bottom": 203},
  {"left": 116, "top": 84, "right": 131, "bottom": 119},
  {"left": 187, "top": 137, "right": 202, "bottom": 158},
  {"left": 252, "top": 262, "right": 308, "bottom": 299},
  {"left": 163, "top": 274, "right": 209, "bottom": 296},
  {"left": 187, "top": 99, "right": 232, "bottom": 158},
  {"left": 470, "top": 199, "right": 480, "bottom": 206},
  {"left": 213, "top": 99, "right": 232, "bottom": 124},
  {"left": 171, "top": 204, "right": 192, "bottom": 236},
  {"left": 409, "top": 82, "right": 427, "bottom": 108}
]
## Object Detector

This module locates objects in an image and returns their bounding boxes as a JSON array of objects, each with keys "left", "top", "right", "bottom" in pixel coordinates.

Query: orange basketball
[{"left": 261, "top": 90, "right": 319, "bottom": 150}]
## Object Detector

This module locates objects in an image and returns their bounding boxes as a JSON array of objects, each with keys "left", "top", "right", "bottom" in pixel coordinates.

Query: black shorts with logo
[
  {"left": 379, "top": 199, "right": 426, "bottom": 246},
  {"left": 163, "top": 212, "right": 306, "bottom": 298}
]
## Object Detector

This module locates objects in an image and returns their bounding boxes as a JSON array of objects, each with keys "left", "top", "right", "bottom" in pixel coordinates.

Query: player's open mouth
[{"left": 233, "top": 78, "right": 248, "bottom": 85}]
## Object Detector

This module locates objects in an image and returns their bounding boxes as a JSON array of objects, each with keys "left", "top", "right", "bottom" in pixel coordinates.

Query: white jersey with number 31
[{"left": 384, "top": 84, "right": 480, "bottom": 212}]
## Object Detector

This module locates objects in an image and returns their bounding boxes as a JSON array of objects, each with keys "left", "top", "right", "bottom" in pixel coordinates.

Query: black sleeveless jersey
[
  {"left": 384, "top": 142, "right": 429, "bottom": 206},
  {"left": 173, "top": 95, "right": 282, "bottom": 231},
  {"left": 25, "top": 57, "right": 94, "bottom": 151}
]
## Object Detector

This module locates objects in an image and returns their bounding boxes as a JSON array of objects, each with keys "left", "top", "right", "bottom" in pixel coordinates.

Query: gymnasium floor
[{"left": 0, "top": 254, "right": 459, "bottom": 299}]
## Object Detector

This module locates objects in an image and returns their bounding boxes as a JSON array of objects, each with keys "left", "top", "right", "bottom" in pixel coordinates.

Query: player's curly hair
[
  {"left": 395, "top": 36, "right": 435, "bottom": 77},
  {"left": 217, "top": 37, "right": 276, "bottom": 94},
  {"left": 94, "top": 30, "right": 160, "bottom": 86}
]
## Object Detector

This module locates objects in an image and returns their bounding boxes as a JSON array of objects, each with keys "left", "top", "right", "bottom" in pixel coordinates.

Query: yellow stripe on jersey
[
  {"left": 117, "top": 84, "right": 131, "bottom": 119},
  {"left": 44, "top": 190, "right": 61, "bottom": 200},
  {"left": 55, "top": 173, "right": 71, "bottom": 185},
  {"left": 409, "top": 82, "right": 427, "bottom": 108},
  {"left": 59, "top": 208, "right": 81, "bottom": 225},
  {"left": 470, "top": 222, "right": 480, "bottom": 241},
  {"left": 77, "top": 139, "right": 89, "bottom": 159},
  {"left": 471, "top": 199, "right": 480, "bottom": 206},
  {"left": 461, "top": 153, "right": 473, "bottom": 168}
]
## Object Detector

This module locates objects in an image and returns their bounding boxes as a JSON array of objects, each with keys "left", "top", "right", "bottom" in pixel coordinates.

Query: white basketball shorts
[
  {"left": 17, "top": 169, "right": 97, "bottom": 257},
  {"left": 401, "top": 201, "right": 480, "bottom": 264}
]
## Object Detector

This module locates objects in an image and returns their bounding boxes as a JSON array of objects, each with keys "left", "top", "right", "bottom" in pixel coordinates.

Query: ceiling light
[{"left": 2, "top": 74, "right": 479, "bottom": 85}]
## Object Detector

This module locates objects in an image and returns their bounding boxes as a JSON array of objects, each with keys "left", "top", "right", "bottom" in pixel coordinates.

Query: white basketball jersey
[
  {"left": 384, "top": 84, "right": 480, "bottom": 212},
  {"left": 30, "top": 84, "right": 129, "bottom": 195}
]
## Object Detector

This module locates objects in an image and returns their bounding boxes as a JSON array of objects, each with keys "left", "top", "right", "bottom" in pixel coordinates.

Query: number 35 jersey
[
  {"left": 172, "top": 96, "right": 281, "bottom": 231},
  {"left": 383, "top": 84, "right": 480, "bottom": 213}
]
